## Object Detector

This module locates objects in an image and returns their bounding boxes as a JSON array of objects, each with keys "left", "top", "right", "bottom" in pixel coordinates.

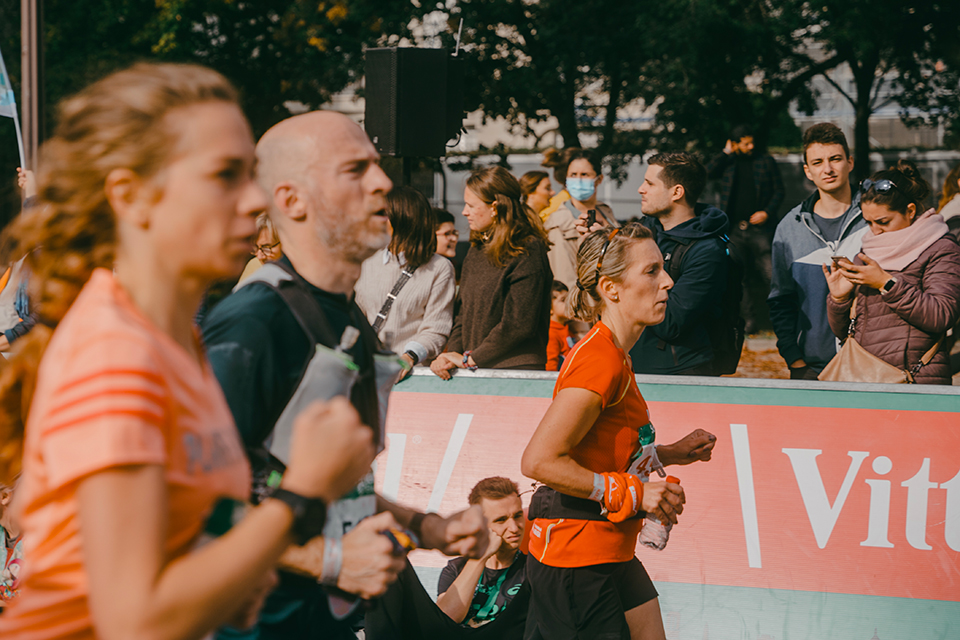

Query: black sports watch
[
  {"left": 881, "top": 277, "right": 897, "bottom": 294},
  {"left": 269, "top": 487, "right": 327, "bottom": 546},
  {"left": 404, "top": 350, "right": 420, "bottom": 366}
]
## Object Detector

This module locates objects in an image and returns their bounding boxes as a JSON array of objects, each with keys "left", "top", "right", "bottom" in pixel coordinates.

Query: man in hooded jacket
[{"left": 630, "top": 152, "right": 731, "bottom": 375}]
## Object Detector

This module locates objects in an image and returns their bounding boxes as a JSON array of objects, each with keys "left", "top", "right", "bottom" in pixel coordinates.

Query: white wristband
[
  {"left": 320, "top": 538, "right": 343, "bottom": 587},
  {"left": 589, "top": 473, "right": 605, "bottom": 503}
]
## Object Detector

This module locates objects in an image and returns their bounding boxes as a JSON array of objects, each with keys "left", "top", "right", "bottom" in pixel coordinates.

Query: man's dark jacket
[
  {"left": 630, "top": 205, "right": 730, "bottom": 374},
  {"left": 705, "top": 152, "right": 785, "bottom": 224}
]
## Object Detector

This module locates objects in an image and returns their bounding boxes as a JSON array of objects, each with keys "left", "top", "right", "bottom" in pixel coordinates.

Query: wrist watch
[
  {"left": 403, "top": 350, "right": 420, "bottom": 366},
  {"left": 881, "top": 277, "right": 897, "bottom": 294},
  {"left": 269, "top": 487, "right": 327, "bottom": 546}
]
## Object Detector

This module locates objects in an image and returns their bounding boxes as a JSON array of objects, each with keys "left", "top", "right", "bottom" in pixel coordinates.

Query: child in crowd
[
  {"left": 547, "top": 280, "right": 574, "bottom": 371},
  {"left": 1, "top": 479, "right": 23, "bottom": 607}
]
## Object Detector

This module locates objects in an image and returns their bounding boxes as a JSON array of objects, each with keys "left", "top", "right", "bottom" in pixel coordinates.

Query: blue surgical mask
[{"left": 566, "top": 177, "right": 597, "bottom": 201}]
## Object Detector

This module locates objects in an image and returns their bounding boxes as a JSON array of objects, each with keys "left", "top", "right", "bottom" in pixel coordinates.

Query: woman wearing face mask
[
  {"left": 431, "top": 166, "right": 552, "bottom": 377},
  {"left": 823, "top": 159, "right": 960, "bottom": 385},
  {"left": 538, "top": 149, "right": 616, "bottom": 290}
]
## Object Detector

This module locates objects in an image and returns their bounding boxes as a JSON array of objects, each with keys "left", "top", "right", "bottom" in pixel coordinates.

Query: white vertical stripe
[
  {"left": 730, "top": 423, "right": 762, "bottom": 568},
  {"left": 427, "top": 414, "right": 473, "bottom": 513},
  {"left": 381, "top": 434, "right": 407, "bottom": 503}
]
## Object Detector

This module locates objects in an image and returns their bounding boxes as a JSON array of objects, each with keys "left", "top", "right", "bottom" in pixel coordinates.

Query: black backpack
[{"left": 666, "top": 235, "right": 746, "bottom": 375}]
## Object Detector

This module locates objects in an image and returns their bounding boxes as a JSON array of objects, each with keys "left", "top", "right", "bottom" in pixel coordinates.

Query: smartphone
[
  {"left": 831, "top": 255, "right": 848, "bottom": 266},
  {"left": 586, "top": 209, "right": 597, "bottom": 228}
]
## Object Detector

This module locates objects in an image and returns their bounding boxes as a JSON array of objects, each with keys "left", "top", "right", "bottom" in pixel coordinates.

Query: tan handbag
[{"left": 818, "top": 298, "right": 942, "bottom": 384}]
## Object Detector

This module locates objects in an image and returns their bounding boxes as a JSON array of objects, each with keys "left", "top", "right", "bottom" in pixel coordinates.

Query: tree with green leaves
[
  {"left": 0, "top": 0, "right": 413, "bottom": 223},
  {"left": 796, "top": 1, "right": 960, "bottom": 173}
]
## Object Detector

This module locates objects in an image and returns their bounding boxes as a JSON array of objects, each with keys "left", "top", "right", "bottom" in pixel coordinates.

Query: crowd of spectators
[{"left": 0, "top": 58, "right": 958, "bottom": 640}]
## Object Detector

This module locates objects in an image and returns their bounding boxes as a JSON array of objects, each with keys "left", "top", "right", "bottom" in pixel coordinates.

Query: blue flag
[
  {"left": 0, "top": 47, "right": 16, "bottom": 119},
  {"left": 0, "top": 44, "right": 26, "bottom": 168}
]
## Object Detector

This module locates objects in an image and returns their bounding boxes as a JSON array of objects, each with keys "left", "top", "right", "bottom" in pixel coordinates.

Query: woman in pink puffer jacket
[{"left": 824, "top": 159, "right": 960, "bottom": 385}]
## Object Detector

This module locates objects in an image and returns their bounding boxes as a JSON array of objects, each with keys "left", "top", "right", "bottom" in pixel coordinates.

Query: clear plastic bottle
[{"left": 639, "top": 475, "right": 679, "bottom": 550}]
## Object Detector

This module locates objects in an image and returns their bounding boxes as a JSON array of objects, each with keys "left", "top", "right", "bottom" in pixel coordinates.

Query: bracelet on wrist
[
  {"left": 589, "top": 473, "right": 605, "bottom": 503},
  {"left": 462, "top": 350, "right": 479, "bottom": 371},
  {"left": 320, "top": 538, "right": 342, "bottom": 586}
]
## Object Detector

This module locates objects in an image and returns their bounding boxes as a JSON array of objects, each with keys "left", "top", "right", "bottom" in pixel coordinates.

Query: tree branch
[{"left": 820, "top": 72, "right": 856, "bottom": 107}]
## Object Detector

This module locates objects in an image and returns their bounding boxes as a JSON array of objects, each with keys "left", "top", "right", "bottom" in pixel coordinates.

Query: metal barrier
[{"left": 378, "top": 369, "right": 960, "bottom": 639}]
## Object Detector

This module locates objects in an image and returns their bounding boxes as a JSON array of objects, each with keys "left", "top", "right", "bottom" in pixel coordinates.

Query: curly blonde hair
[{"left": 0, "top": 63, "right": 239, "bottom": 482}]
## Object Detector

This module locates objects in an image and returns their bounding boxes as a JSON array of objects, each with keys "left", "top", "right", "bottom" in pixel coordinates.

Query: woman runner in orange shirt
[
  {"left": 0, "top": 63, "right": 378, "bottom": 640},
  {"left": 522, "top": 223, "right": 716, "bottom": 640}
]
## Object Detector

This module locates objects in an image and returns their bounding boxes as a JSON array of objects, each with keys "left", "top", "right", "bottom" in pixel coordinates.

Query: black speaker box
[{"left": 364, "top": 47, "right": 464, "bottom": 158}]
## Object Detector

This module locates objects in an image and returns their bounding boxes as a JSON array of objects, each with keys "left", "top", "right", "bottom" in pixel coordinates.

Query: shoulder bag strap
[
  {"left": 914, "top": 335, "right": 945, "bottom": 372},
  {"left": 371, "top": 263, "right": 418, "bottom": 335}
]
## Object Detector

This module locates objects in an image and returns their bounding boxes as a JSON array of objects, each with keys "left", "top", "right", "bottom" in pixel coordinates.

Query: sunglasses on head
[
  {"left": 861, "top": 178, "right": 897, "bottom": 194},
  {"left": 594, "top": 227, "right": 621, "bottom": 286}
]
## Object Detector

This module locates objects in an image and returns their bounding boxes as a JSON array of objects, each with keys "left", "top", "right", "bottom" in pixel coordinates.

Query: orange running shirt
[
  {"left": 0, "top": 270, "right": 251, "bottom": 639},
  {"left": 528, "top": 321, "right": 649, "bottom": 567}
]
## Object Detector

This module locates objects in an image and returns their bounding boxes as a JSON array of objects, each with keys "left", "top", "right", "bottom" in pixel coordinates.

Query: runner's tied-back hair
[{"left": 567, "top": 222, "right": 654, "bottom": 323}]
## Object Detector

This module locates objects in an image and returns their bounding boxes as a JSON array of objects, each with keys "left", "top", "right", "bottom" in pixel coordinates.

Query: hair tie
[{"left": 576, "top": 281, "right": 586, "bottom": 291}]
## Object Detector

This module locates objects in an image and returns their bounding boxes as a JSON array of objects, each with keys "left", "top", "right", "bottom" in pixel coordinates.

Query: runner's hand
[
  {"left": 641, "top": 480, "right": 685, "bottom": 526},
  {"left": 660, "top": 429, "right": 716, "bottom": 465},
  {"left": 338, "top": 512, "right": 407, "bottom": 599},
  {"left": 282, "top": 397, "right": 375, "bottom": 503},
  {"left": 420, "top": 506, "right": 489, "bottom": 558}
]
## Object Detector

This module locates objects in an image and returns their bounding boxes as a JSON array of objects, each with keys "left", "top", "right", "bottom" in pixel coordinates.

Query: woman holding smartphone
[
  {"left": 0, "top": 63, "right": 377, "bottom": 639},
  {"left": 824, "top": 160, "right": 960, "bottom": 385}
]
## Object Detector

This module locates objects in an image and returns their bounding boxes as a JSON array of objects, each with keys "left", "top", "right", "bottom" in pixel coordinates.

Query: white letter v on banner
[{"left": 782, "top": 449, "right": 869, "bottom": 549}]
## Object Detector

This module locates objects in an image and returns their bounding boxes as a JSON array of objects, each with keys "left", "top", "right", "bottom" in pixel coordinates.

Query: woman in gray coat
[{"left": 824, "top": 160, "right": 960, "bottom": 384}]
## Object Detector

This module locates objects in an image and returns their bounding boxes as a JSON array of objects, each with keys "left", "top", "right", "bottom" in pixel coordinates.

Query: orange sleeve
[
  {"left": 556, "top": 336, "right": 624, "bottom": 409},
  {"left": 37, "top": 334, "right": 168, "bottom": 491}
]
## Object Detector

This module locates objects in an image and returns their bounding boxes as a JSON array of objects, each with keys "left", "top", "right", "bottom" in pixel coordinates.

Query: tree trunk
[
  {"left": 553, "top": 60, "right": 582, "bottom": 148},
  {"left": 598, "top": 61, "right": 622, "bottom": 155},
  {"left": 850, "top": 49, "right": 880, "bottom": 180}
]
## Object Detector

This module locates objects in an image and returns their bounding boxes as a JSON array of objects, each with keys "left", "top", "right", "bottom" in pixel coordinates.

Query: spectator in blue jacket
[
  {"left": 630, "top": 152, "right": 730, "bottom": 375},
  {"left": 768, "top": 123, "right": 868, "bottom": 379}
]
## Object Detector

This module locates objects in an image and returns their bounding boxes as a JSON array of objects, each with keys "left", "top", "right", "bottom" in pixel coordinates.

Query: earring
[{"left": 612, "top": 294, "right": 620, "bottom": 302}]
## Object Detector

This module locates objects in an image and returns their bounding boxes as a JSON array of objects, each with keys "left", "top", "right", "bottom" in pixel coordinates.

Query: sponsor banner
[{"left": 375, "top": 374, "right": 960, "bottom": 607}]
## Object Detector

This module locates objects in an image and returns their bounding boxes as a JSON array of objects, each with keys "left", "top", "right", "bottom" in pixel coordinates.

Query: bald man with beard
[{"left": 202, "top": 112, "right": 489, "bottom": 640}]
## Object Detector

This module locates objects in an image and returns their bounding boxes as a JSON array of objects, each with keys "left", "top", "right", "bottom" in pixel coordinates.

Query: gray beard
[{"left": 318, "top": 221, "right": 390, "bottom": 265}]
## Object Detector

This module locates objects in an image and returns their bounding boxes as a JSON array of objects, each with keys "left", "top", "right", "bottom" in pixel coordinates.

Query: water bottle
[{"left": 639, "top": 475, "right": 680, "bottom": 550}]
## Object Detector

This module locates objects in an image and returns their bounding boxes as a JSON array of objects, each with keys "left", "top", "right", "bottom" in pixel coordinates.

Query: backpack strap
[
  {"left": 235, "top": 262, "right": 339, "bottom": 348},
  {"left": 235, "top": 262, "right": 383, "bottom": 440},
  {"left": 664, "top": 237, "right": 697, "bottom": 284}
]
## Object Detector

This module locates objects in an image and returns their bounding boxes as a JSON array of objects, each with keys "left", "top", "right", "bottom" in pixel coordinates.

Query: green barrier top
[{"left": 399, "top": 369, "right": 960, "bottom": 413}]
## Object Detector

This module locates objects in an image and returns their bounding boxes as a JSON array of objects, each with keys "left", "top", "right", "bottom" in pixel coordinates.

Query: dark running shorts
[{"left": 524, "top": 555, "right": 658, "bottom": 640}]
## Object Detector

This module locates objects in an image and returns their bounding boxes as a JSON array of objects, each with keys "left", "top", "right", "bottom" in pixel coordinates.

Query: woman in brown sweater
[
  {"left": 824, "top": 160, "right": 960, "bottom": 384},
  {"left": 431, "top": 167, "right": 552, "bottom": 377}
]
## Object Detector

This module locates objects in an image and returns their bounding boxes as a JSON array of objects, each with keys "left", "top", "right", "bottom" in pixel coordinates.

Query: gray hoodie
[{"left": 768, "top": 191, "right": 869, "bottom": 371}]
